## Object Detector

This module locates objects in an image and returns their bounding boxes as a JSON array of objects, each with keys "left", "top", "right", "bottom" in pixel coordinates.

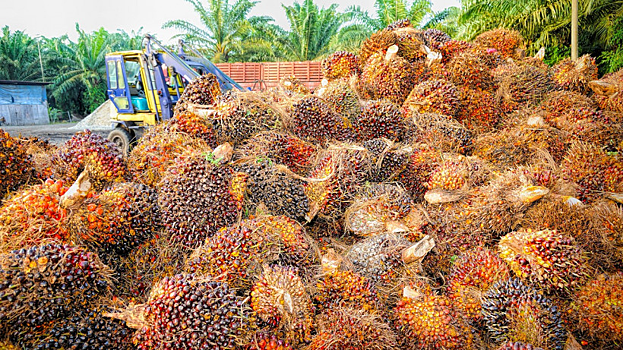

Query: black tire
[{"left": 107, "top": 128, "right": 134, "bottom": 156}]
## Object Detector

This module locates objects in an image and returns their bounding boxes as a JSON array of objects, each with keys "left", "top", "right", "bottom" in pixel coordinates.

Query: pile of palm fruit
[{"left": 1, "top": 22, "right": 623, "bottom": 350}]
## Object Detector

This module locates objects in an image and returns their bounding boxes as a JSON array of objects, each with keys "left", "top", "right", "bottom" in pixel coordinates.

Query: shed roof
[{"left": 0, "top": 80, "right": 51, "bottom": 86}]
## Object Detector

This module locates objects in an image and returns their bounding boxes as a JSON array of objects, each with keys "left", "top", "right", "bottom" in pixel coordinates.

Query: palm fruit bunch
[
  {"left": 570, "top": 273, "right": 623, "bottom": 341},
  {"left": 250, "top": 265, "right": 313, "bottom": 346},
  {"left": 289, "top": 96, "right": 354, "bottom": 145},
  {"left": 321, "top": 51, "right": 360, "bottom": 80},
  {"left": 408, "top": 112, "right": 474, "bottom": 154},
  {"left": 14, "top": 304, "right": 133, "bottom": 349},
  {"left": 403, "top": 79, "right": 459, "bottom": 117},
  {"left": 446, "top": 247, "right": 511, "bottom": 322},
  {"left": 16, "top": 137, "right": 57, "bottom": 180},
  {"left": 592, "top": 203, "right": 623, "bottom": 264},
  {"left": 305, "top": 146, "right": 370, "bottom": 219},
  {"left": 426, "top": 157, "right": 469, "bottom": 191},
  {"left": 482, "top": 278, "right": 567, "bottom": 349},
  {"left": 355, "top": 100, "right": 407, "bottom": 141},
  {"left": 473, "top": 28, "right": 526, "bottom": 59},
  {"left": 236, "top": 159, "right": 309, "bottom": 221},
  {"left": 315, "top": 79, "right": 361, "bottom": 123},
  {"left": 0, "top": 243, "right": 111, "bottom": 337},
  {"left": 392, "top": 26, "right": 427, "bottom": 63},
  {"left": 245, "top": 332, "right": 293, "bottom": 350},
  {"left": 175, "top": 73, "right": 221, "bottom": 112},
  {"left": 493, "top": 61, "right": 552, "bottom": 111},
  {"left": 439, "top": 40, "right": 474, "bottom": 64},
  {"left": 212, "top": 91, "right": 281, "bottom": 145},
  {"left": 128, "top": 123, "right": 212, "bottom": 187},
  {"left": 394, "top": 289, "right": 475, "bottom": 350},
  {"left": 308, "top": 307, "right": 398, "bottom": 350},
  {"left": 279, "top": 75, "right": 310, "bottom": 96},
  {"left": 499, "top": 229, "right": 589, "bottom": 293},
  {"left": 422, "top": 28, "right": 451, "bottom": 51},
  {"left": 561, "top": 141, "right": 623, "bottom": 203},
  {"left": 447, "top": 51, "right": 494, "bottom": 91},
  {"left": 236, "top": 132, "right": 317, "bottom": 175},
  {"left": 363, "top": 139, "right": 411, "bottom": 181},
  {"left": 359, "top": 46, "right": 423, "bottom": 105},
  {"left": 67, "top": 182, "right": 159, "bottom": 259},
  {"left": 128, "top": 274, "right": 250, "bottom": 350},
  {"left": 539, "top": 90, "right": 596, "bottom": 124},
  {"left": 551, "top": 54, "right": 598, "bottom": 94},
  {"left": 52, "top": 130, "right": 127, "bottom": 190},
  {"left": 158, "top": 150, "right": 246, "bottom": 249},
  {"left": 358, "top": 29, "right": 398, "bottom": 69},
  {"left": 455, "top": 86, "right": 501, "bottom": 132},
  {"left": 166, "top": 110, "right": 218, "bottom": 147},
  {"left": 344, "top": 232, "right": 412, "bottom": 287},
  {"left": 0, "top": 130, "right": 36, "bottom": 197},
  {"left": 495, "top": 342, "right": 544, "bottom": 350},
  {"left": 0, "top": 179, "right": 69, "bottom": 251},
  {"left": 314, "top": 270, "right": 382, "bottom": 313},
  {"left": 553, "top": 107, "right": 620, "bottom": 146},
  {"left": 398, "top": 145, "right": 442, "bottom": 199},
  {"left": 590, "top": 69, "right": 623, "bottom": 112}
]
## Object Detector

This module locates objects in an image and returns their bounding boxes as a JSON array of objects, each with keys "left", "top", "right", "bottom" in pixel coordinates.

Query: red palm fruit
[
  {"left": 474, "top": 28, "right": 526, "bottom": 59},
  {"left": 552, "top": 54, "right": 598, "bottom": 94},
  {"left": 314, "top": 270, "right": 382, "bottom": 313},
  {"left": 571, "top": 273, "right": 623, "bottom": 341},
  {"left": 321, "top": 51, "right": 360, "bottom": 80}
]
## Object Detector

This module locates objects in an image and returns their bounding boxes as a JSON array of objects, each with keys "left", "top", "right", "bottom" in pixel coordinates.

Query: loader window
[
  {"left": 107, "top": 61, "right": 118, "bottom": 89},
  {"left": 117, "top": 61, "right": 125, "bottom": 89}
]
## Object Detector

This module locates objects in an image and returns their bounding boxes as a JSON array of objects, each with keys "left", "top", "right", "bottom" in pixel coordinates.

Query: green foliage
[
  {"left": 599, "top": 14, "right": 623, "bottom": 73},
  {"left": 0, "top": 26, "right": 44, "bottom": 81},
  {"left": 544, "top": 45, "right": 571, "bottom": 66}
]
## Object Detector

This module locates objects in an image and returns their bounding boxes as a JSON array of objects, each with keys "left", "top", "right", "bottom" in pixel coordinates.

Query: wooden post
[{"left": 571, "top": 0, "right": 578, "bottom": 61}]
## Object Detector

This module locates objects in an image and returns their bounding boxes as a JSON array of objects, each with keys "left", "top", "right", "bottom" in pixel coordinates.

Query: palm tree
[
  {"left": 0, "top": 26, "right": 43, "bottom": 81},
  {"left": 162, "top": 0, "right": 273, "bottom": 62}
]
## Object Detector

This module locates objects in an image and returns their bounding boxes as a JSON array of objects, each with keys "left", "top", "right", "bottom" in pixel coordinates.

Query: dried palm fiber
[
  {"left": 359, "top": 46, "right": 426, "bottom": 105},
  {"left": 128, "top": 123, "right": 212, "bottom": 187},
  {"left": 304, "top": 143, "right": 371, "bottom": 219},
  {"left": 210, "top": 90, "right": 283, "bottom": 145},
  {"left": 471, "top": 45, "right": 504, "bottom": 70},
  {"left": 397, "top": 144, "right": 442, "bottom": 199},
  {"left": 157, "top": 147, "right": 246, "bottom": 249},
  {"left": 314, "top": 78, "right": 361, "bottom": 123},
  {"left": 235, "top": 159, "right": 309, "bottom": 222},
  {"left": 14, "top": 136, "right": 55, "bottom": 181},
  {"left": 499, "top": 228, "right": 590, "bottom": 293},
  {"left": 66, "top": 182, "right": 160, "bottom": 260},
  {"left": 447, "top": 50, "right": 494, "bottom": 91},
  {"left": 308, "top": 307, "right": 398, "bottom": 350},
  {"left": 250, "top": 265, "right": 313, "bottom": 346},
  {"left": 363, "top": 138, "right": 412, "bottom": 182},
  {"left": 185, "top": 216, "right": 315, "bottom": 289},
  {"left": 561, "top": 141, "right": 623, "bottom": 203},
  {"left": 495, "top": 342, "right": 545, "bottom": 350},
  {"left": 591, "top": 202, "right": 623, "bottom": 265},
  {"left": 590, "top": 68, "right": 623, "bottom": 113},
  {"left": 235, "top": 131, "right": 318, "bottom": 176},
  {"left": 455, "top": 86, "right": 501, "bottom": 132},
  {"left": 474, "top": 28, "right": 526, "bottom": 59},
  {"left": 288, "top": 96, "right": 355, "bottom": 145},
  {"left": 403, "top": 79, "right": 459, "bottom": 116},
  {"left": 482, "top": 278, "right": 567, "bottom": 350},
  {"left": 174, "top": 73, "right": 221, "bottom": 113},
  {"left": 167, "top": 109, "right": 218, "bottom": 147},
  {"left": 344, "top": 183, "right": 416, "bottom": 237},
  {"left": 407, "top": 112, "right": 473, "bottom": 154},
  {"left": 394, "top": 286, "right": 475, "bottom": 350},
  {"left": 0, "top": 179, "right": 69, "bottom": 252},
  {"left": 540, "top": 90, "right": 596, "bottom": 125},
  {"left": 422, "top": 28, "right": 451, "bottom": 51},
  {"left": 447, "top": 247, "right": 511, "bottom": 322},
  {"left": 570, "top": 272, "right": 623, "bottom": 342},
  {"left": 51, "top": 130, "right": 127, "bottom": 191},
  {"left": 110, "top": 274, "right": 251, "bottom": 350},
  {"left": 321, "top": 51, "right": 360, "bottom": 80},
  {"left": 552, "top": 54, "right": 598, "bottom": 94},
  {"left": 493, "top": 61, "right": 553, "bottom": 111},
  {"left": 355, "top": 100, "right": 407, "bottom": 141},
  {"left": 278, "top": 75, "right": 310, "bottom": 96},
  {"left": 0, "top": 243, "right": 112, "bottom": 333}
]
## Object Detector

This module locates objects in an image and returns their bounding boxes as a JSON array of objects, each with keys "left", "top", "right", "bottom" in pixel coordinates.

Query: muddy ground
[{"left": 2, "top": 123, "right": 111, "bottom": 145}]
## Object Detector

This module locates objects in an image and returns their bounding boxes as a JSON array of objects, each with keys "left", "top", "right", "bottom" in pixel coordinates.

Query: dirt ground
[{"left": 2, "top": 123, "right": 111, "bottom": 145}]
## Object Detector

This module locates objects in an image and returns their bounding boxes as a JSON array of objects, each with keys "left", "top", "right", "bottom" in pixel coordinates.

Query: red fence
[{"left": 215, "top": 61, "right": 323, "bottom": 90}]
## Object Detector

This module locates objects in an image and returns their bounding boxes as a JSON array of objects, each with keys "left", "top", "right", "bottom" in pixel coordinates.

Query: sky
[{"left": 2, "top": 0, "right": 460, "bottom": 44}]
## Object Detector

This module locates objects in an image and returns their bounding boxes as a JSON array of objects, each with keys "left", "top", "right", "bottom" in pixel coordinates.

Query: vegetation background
[{"left": 0, "top": 0, "right": 621, "bottom": 118}]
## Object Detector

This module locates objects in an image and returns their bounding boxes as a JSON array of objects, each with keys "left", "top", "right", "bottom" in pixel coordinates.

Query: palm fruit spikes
[
  {"left": 0, "top": 179, "right": 69, "bottom": 251},
  {"left": 590, "top": 69, "right": 623, "bottom": 113},
  {"left": 447, "top": 51, "right": 494, "bottom": 91},
  {"left": 157, "top": 149, "right": 246, "bottom": 249},
  {"left": 358, "top": 30, "right": 398, "bottom": 69},
  {"left": 0, "top": 243, "right": 111, "bottom": 331},
  {"left": 404, "top": 79, "right": 459, "bottom": 116},
  {"left": 308, "top": 307, "right": 398, "bottom": 350},
  {"left": 552, "top": 54, "right": 598, "bottom": 94},
  {"left": 570, "top": 273, "right": 623, "bottom": 341},
  {"left": 407, "top": 112, "right": 474, "bottom": 154},
  {"left": 321, "top": 51, "right": 360, "bottom": 80},
  {"left": 314, "top": 269, "right": 382, "bottom": 313},
  {"left": 52, "top": 130, "right": 127, "bottom": 190},
  {"left": 315, "top": 79, "right": 361, "bottom": 123},
  {"left": 539, "top": 90, "right": 596, "bottom": 124},
  {"left": 473, "top": 28, "right": 526, "bottom": 59},
  {"left": 251, "top": 265, "right": 313, "bottom": 346},
  {"left": 447, "top": 247, "right": 510, "bottom": 322},
  {"left": 482, "top": 278, "right": 567, "bottom": 350},
  {"left": 455, "top": 86, "right": 501, "bottom": 132},
  {"left": 356, "top": 100, "right": 407, "bottom": 141},
  {"left": 289, "top": 96, "right": 354, "bottom": 145},
  {"left": 422, "top": 29, "right": 451, "bottom": 51},
  {"left": 0, "top": 129, "right": 36, "bottom": 198},
  {"left": 124, "top": 274, "right": 250, "bottom": 350},
  {"left": 394, "top": 289, "right": 475, "bottom": 350},
  {"left": 493, "top": 61, "right": 552, "bottom": 111},
  {"left": 167, "top": 110, "right": 217, "bottom": 147},
  {"left": 175, "top": 73, "right": 221, "bottom": 112},
  {"left": 236, "top": 132, "right": 318, "bottom": 175}
]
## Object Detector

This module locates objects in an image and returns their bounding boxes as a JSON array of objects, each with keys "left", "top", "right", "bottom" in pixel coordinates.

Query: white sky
[{"left": 1, "top": 0, "right": 460, "bottom": 44}]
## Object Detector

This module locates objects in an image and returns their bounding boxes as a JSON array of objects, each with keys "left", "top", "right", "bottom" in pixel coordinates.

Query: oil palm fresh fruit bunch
[
  {"left": 175, "top": 73, "right": 221, "bottom": 112},
  {"left": 358, "top": 29, "right": 398, "bottom": 69},
  {"left": 355, "top": 100, "right": 407, "bottom": 141},
  {"left": 314, "top": 269, "right": 382, "bottom": 313},
  {"left": 447, "top": 51, "right": 494, "bottom": 91},
  {"left": 539, "top": 90, "right": 595, "bottom": 125},
  {"left": 16, "top": 137, "right": 57, "bottom": 181},
  {"left": 398, "top": 145, "right": 441, "bottom": 199},
  {"left": 168, "top": 110, "right": 218, "bottom": 147},
  {"left": 493, "top": 61, "right": 552, "bottom": 111},
  {"left": 321, "top": 51, "right": 360, "bottom": 80},
  {"left": 0, "top": 129, "right": 36, "bottom": 198},
  {"left": 439, "top": 40, "right": 474, "bottom": 64},
  {"left": 407, "top": 112, "right": 474, "bottom": 154},
  {"left": 455, "top": 86, "right": 501, "bottom": 132},
  {"left": 244, "top": 331, "right": 293, "bottom": 350},
  {"left": 403, "top": 79, "right": 459, "bottom": 117},
  {"left": 289, "top": 96, "right": 355, "bottom": 145},
  {"left": 473, "top": 28, "right": 526, "bottom": 59},
  {"left": 422, "top": 28, "right": 451, "bottom": 51},
  {"left": 363, "top": 138, "right": 411, "bottom": 182},
  {"left": 551, "top": 54, "right": 598, "bottom": 94},
  {"left": 590, "top": 69, "right": 623, "bottom": 113},
  {"left": 315, "top": 79, "right": 362, "bottom": 123}
]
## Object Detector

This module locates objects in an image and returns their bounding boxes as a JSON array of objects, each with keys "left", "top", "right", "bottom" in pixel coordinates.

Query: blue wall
[{"left": 0, "top": 84, "right": 47, "bottom": 105}]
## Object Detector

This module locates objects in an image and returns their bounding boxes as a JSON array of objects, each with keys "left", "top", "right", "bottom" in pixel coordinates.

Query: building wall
[
  {"left": 0, "top": 83, "right": 49, "bottom": 125},
  {"left": 0, "top": 104, "right": 49, "bottom": 125}
]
